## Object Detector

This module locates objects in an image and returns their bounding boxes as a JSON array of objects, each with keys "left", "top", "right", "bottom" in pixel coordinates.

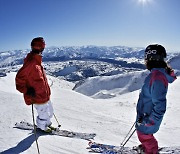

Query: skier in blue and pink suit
[{"left": 135, "top": 44, "right": 176, "bottom": 154}]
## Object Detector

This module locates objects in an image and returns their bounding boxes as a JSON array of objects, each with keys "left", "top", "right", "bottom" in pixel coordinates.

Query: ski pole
[
  {"left": 120, "top": 121, "right": 136, "bottom": 146},
  {"left": 32, "top": 104, "right": 40, "bottom": 154},
  {"left": 122, "top": 128, "right": 136, "bottom": 147},
  {"left": 119, "top": 128, "right": 136, "bottom": 153},
  {"left": 53, "top": 113, "right": 61, "bottom": 128}
]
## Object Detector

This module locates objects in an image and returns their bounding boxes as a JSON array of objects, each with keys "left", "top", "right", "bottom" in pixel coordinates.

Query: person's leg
[
  {"left": 34, "top": 102, "right": 51, "bottom": 130},
  {"left": 137, "top": 131, "right": 158, "bottom": 154},
  {"left": 46, "top": 100, "right": 54, "bottom": 126}
]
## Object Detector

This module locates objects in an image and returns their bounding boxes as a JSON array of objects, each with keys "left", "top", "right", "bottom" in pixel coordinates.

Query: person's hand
[
  {"left": 137, "top": 116, "right": 155, "bottom": 127},
  {"left": 137, "top": 116, "right": 143, "bottom": 126},
  {"left": 26, "top": 87, "right": 35, "bottom": 97}
]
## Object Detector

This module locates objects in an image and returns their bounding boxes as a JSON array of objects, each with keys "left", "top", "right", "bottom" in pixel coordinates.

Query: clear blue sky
[{"left": 0, "top": 0, "right": 180, "bottom": 52}]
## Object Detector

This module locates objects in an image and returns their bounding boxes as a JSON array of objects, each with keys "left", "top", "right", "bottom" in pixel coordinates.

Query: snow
[
  {"left": 0, "top": 71, "right": 180, "bottom": 154},
  {"left": 74, "top": 70, "right": 149, "bottom": 98}
]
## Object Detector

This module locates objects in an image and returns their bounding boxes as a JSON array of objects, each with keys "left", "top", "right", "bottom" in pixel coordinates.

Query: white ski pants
[{"left": 34, "top": 100, "right": 54, "bottom": 130}]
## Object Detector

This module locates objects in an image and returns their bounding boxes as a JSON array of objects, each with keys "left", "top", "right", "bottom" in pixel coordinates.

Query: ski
[
  {"left": 14, "top": 121, "right": 96, "bottom": 140},
  {"left": 87, "top": 141, "right": 180, "bottom": 154},
  {"left": 158, "top": 147, "right": 180, "bottom": 154},
  {"left": 87, "top": 141, "right": 137, "bottom": 154}
]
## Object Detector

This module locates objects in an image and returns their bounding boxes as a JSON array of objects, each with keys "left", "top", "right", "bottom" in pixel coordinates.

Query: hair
[{"left": 146, "top": 60, "right": 173, "bottom": 75}]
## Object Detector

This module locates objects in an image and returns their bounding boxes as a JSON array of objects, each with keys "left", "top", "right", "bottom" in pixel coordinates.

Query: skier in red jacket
[{"left": 16, "top": 37, "right": 54, "bottom": 133}]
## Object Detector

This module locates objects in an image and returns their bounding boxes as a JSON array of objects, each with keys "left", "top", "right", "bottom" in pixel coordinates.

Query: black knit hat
[{"left": 144, "top": 44, "right": 167, "bottom": 61}]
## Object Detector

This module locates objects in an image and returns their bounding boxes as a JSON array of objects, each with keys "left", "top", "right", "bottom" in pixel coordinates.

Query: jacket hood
[
  {"left": 151, "top": 68, "right": 176, "bottom": 84},
  {"left": 24, "top": 52, "right": 42, "bottom": 65}
]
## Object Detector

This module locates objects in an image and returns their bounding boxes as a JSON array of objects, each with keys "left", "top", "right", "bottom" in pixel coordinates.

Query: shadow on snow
[{"left": 1, "top": 131, "right": 48, "bottom": 154}]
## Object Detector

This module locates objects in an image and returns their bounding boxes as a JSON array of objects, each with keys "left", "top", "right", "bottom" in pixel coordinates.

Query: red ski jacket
[{"left": 15, "top": 52, "right": 51, "bottom": 105}]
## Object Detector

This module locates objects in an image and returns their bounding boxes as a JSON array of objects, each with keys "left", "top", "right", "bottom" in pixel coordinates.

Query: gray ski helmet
[{"left": 144, "top": 44, "right": 167, "bottom": 61}]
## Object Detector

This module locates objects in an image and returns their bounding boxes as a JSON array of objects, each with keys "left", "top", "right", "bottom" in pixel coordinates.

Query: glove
[
  {"left": 137, "top": 116, "right": 143, "bottom": 126},
  {"left": 26, "top": 87, "right": 35, "bottom": 97},
  {"left": 137, "top": 115, "right": 155, "bottom": 127},
  {"left": 136, "top": 113, "right": 149, "bottom": 127}
]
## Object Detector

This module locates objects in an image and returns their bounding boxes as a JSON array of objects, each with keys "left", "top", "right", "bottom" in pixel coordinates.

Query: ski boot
[
  {"left": 133, "top": 144, "right": 145, "bottom": 154},
  {"left": 48, "top": 125, "right": 56, "bottom": 131},
  {"left": 43, "top": 127, "right": 52, "bottom": 133}
]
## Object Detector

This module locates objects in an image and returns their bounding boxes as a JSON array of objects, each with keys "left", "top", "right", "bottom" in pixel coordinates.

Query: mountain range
[{"left": 0, "top": 46, "right": 179, "bottom": 82}]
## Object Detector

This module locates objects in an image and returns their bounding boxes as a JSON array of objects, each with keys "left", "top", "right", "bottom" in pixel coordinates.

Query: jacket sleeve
[
  {"left": 150, "top": 80, "right": 167, "bottom": 121},
  {"left": 136, "top": 91, "right": 144, "bottom": 120},
  {"left": 15, "top": 67, "right": 28, "bottom": 94}
]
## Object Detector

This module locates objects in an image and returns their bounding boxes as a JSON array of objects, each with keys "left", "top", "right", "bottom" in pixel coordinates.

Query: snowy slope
[
  {"left": 74, "top": 56, "right": 180, "bottom": 99},
  {"left": 0, "top": 72, "right": 180, "bottom": 154},
  {"left": 169, "top": 54, "right": 180, "bottom": 75},
  {"left": 74, "top": 70, "right": 149, "bottom": 99}
]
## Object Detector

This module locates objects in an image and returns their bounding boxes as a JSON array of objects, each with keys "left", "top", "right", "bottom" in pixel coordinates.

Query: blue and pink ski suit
[{"left": 136, "top": 68, "right": 176, "bottom": 154}]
